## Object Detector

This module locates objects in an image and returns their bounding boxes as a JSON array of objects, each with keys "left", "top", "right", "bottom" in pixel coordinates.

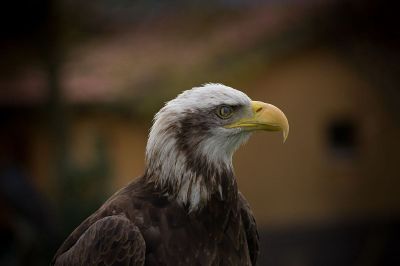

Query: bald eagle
[{"left": 52, "top": 84, "right": 289, "bottom": 266}]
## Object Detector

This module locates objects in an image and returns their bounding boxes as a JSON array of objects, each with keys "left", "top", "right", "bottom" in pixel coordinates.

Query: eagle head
[{"left": 145, "top": 83, "right": 289, "bottom": 211}]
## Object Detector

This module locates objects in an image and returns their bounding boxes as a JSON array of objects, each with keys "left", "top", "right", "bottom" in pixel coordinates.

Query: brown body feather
[{"left": 52, "top": 176, "right": 259, "bottom": 266}]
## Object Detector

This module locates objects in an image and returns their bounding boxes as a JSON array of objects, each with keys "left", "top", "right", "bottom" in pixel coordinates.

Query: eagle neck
[{"left": 144, "top": 156, "right": 238, "bottom": 213}]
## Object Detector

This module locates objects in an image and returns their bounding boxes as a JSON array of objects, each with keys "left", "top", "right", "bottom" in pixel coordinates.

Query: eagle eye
[{"left": 217, "top": 105, "right": 234, "bottom": 119}]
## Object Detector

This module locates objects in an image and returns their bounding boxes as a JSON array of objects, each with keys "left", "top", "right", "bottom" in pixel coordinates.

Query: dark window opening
[{"left": 327, "top": 119, "right": 358, "bottom": 158}]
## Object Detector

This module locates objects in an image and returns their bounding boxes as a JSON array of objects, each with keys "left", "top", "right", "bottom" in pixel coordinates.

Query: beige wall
[
  {"left": 236, "top": 48, "right": 400, "bottom": 227},
  {"left": 29, "top": 114, "right": 147, "bottom": 197}
]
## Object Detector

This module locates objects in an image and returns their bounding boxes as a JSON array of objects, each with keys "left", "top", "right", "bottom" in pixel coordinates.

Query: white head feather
[{"left": 145, "top": 83, "right": 252, "bottom": 211}]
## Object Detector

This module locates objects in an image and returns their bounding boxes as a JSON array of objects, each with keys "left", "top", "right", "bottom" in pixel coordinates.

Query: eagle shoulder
[
  {"left": 238, "top": 192, "right": 260, "bottom": 266},
  {"left": 52, "top": 214, "right": 145, "bottom": 266}
]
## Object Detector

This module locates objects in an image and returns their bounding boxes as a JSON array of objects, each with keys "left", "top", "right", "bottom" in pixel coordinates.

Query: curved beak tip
[
  {"left": 282, "top": 118, "right": 289, "bottom": 143},
  {"left": 263, "top": 102, "right": 289, "bottom": 143},
  {"left": 283, "top": 128, "right": 289, "bottom": 143}
]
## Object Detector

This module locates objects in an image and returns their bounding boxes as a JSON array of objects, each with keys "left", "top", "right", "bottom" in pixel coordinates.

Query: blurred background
[{"left": 1, "top": 0, "right": 399, "bottom": 265}]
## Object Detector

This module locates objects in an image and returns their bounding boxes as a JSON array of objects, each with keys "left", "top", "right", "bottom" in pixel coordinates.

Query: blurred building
[{"left": 0, "top": 0, "right": 399, "bottom": 265}]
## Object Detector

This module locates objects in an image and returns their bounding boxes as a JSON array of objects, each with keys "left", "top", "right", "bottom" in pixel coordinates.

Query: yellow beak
[{"left": 226, "top": 101, "right": 289, "bottom": 142}]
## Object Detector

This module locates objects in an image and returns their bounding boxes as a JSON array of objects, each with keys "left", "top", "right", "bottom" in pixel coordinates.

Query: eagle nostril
[{"left": 255, "top": 107, "right": 263, "bottom": 113}]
